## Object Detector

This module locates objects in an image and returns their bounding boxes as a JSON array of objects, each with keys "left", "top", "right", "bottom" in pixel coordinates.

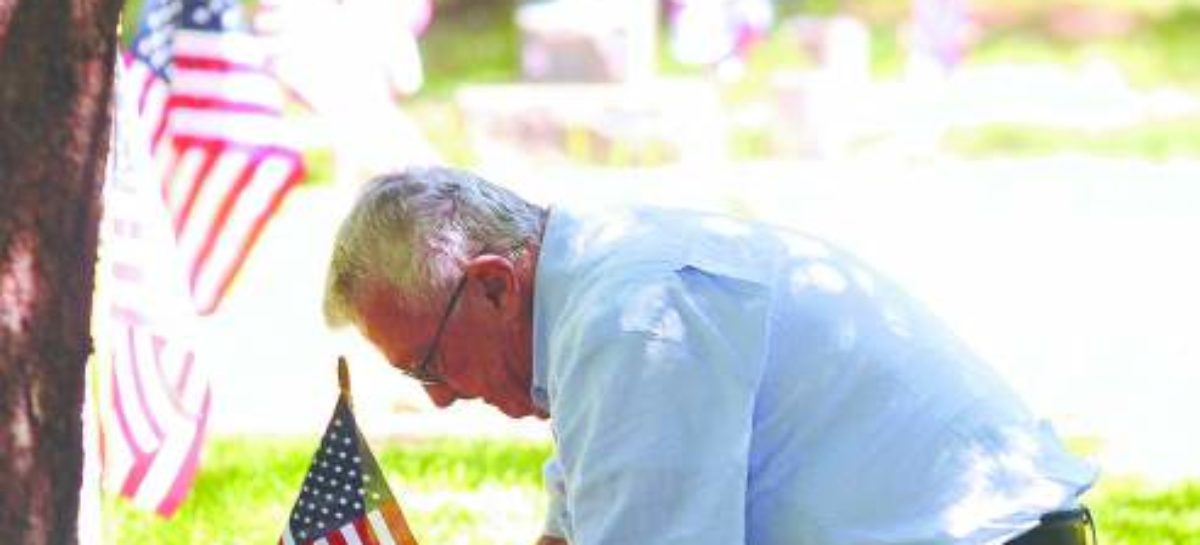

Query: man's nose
[{"left": 424, "top": 384, "right": 458, "bottom": 408}]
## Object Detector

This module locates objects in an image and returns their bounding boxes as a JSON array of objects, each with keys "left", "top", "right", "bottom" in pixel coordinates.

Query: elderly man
[{"left": 323, "top": 166, "right": 1097, "bottom": 545}]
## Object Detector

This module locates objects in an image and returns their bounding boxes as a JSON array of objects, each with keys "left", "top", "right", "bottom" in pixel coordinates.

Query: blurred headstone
[
  {"left": 457, "top": 80, "right": 726, "bottom": 166},
  {"left": 517, "top": 0, "right": 657, "bottom": 82},
  {"left": 771, "top": 15, "right": 875, "bottom": 157}
]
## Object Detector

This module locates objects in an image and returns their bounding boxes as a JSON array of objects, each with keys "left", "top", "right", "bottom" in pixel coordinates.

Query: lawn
[
  {"left": 103, "top": 437, "right": 552, "bottom": 545},
  {"left": 104, "top": 437, "right": 1199, "bottom": 544},
  {"left": 945, "top": 118, "right": 1200, "bottom": 159}
]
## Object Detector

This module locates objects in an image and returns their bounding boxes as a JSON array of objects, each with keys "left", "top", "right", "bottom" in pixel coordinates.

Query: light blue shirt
[{"left": 531, "top": 204, "right": 1096, "bottom": 545}]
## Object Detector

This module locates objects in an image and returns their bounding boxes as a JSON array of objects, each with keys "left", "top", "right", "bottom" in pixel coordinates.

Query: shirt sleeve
[
  {"left": 547, "top": 266, "right": 769, "bottom": 545},
  {"left": 542, "top": 454, "right": 570, "bottom": 539}
]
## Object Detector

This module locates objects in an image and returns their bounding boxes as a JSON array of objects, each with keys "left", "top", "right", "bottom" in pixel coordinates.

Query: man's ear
[{"left": 464, "top": 255, "right": 519, "bottom": 318}]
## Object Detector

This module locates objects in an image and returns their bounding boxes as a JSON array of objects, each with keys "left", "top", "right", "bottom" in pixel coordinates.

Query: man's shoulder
[{"left": 542, "top": 203, "right": 685, "bottom": 271}]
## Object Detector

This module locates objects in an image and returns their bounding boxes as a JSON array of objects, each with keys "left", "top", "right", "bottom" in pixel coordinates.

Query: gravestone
[
  {"left": 516, "top": 0, "right": 657, "bottom": 82},
  {"left": 457, "top": 79, "right": 726, "bottom": 166}
]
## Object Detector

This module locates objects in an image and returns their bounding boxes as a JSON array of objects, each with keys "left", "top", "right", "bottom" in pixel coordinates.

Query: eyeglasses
[{"left": 401, "top": 275, "right": 468, "bottom": 386}]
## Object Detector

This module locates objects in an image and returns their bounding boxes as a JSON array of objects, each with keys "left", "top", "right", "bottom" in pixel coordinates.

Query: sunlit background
[{"left": 99, "top": 0, "right": 1199, "bottom": 543}]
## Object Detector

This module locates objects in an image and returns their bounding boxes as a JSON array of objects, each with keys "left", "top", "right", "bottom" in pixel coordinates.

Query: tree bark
[{"left": 0, "top": 0, "right": 122, "bottom": 543}]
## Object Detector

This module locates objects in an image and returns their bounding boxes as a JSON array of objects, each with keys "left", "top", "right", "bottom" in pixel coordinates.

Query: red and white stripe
[
  {"left": 99, "top": 188, "right": 211, "bottom": 517},
  {"left": 128, "top": 27, "right": 303, "bottom": 315},
  {"left": 278, "top": 500, "right": 420, "bottom": 545},
  {"left": 98, "top": 61, "right": 213, "bottom": 517},
  {"left": 103, "top": 316, "right": 211, "bottom": 517}
]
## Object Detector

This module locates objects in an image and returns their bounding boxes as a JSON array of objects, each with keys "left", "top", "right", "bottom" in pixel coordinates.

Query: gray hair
[{"left": 323, "top": 166, "right": 545, "bottom": 327}]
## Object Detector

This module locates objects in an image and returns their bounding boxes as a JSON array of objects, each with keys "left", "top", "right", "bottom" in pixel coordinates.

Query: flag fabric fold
[
  {"left": 94, "top": 0, "right": 303, "bottom": 517},
  {"left": 129, "top": 0, "right": 304, "bottom": 315},
  {"left": 279, "top": 391, "right": 420, "bottom": 545},
  {"left": 95, "top": 58, "right": 212, "bottom": 518}
]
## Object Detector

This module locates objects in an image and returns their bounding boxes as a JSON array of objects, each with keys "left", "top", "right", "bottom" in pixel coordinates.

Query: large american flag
[
  {"left": 96, "top": 58, "right": 212, "bottom": 518},
  {"left": 128, "top": 0, "right": 304, "bottom": 315},
  {"left": 280, "top": 392, "right": 420, "bottom": 545}
]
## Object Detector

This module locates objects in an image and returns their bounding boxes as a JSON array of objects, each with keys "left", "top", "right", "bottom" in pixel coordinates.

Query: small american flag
[
  {"left": 128, "top": 0, "right": 304, "bottom": 315},
  {"left": 96, "top": 59, "right": 212, "bottom": 518},
  {"left": 280, "top": 360, "right": 420, "bottom": 545}
]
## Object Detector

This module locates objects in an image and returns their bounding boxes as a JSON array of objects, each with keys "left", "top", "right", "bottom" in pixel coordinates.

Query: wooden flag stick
[{"left": 338, "top": 356, "right": 352, "bottom": 404}]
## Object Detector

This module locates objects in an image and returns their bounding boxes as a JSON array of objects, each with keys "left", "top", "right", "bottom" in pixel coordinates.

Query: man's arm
[
  {"left": 535, "top": 536, "right": 567, "bottom": 545},
  {"left": 541, "top": 455, "right": 571, "bottom": 541},
  {"left": 546, "top": 267, "right": 769, "bottom": 545}
]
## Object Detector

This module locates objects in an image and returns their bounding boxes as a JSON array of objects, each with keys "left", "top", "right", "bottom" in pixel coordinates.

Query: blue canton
[{"left": 132, "top": 0, "right": 247, "bottom": 79}]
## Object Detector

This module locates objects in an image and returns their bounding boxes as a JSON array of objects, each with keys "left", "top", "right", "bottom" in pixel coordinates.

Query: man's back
[
  {"left": 532, "top": 203, "right": 1096, "bottom": 544},
  {"left": 751, "top": 227, "right": 1095, "bottom": 543}
]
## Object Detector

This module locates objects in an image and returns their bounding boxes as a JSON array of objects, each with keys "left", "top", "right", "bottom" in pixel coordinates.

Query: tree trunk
[{"left": 0, "top": 0, "right": 123, "bottom": 543}]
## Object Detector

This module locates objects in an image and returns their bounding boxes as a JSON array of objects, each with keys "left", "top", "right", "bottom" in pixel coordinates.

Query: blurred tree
[{"left": 0, "top": 0, "right": 122, "bottom": 543}]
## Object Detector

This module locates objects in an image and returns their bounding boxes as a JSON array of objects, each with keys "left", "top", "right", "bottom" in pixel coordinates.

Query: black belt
[{"left": 1005, "top": 507, "right": 1097, "bottom": 545}]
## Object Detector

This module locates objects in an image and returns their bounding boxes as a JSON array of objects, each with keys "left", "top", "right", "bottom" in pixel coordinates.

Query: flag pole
[{"left": 338, "top": 356, "right": 352, "bottom": 408}]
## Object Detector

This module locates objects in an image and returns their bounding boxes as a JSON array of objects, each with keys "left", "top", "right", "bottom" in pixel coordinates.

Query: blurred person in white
[
  {"left": 903, "top": 0, "right": 978, "bottom": 155},
  {"left": 908, "top": 0, "right": 973, "bottom": 78},
  {"left": 323, "top": 166, "right": 1099, "bottom": 545},
  {"left": 253, "top": 0, "right": 440, "bottom": 184},
  {"left": 668, "top": 0, "right": 774, "bottom": 81}
]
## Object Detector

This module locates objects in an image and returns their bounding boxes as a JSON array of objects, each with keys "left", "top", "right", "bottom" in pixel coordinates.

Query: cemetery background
[{"left": 102, "top": 0, "right": 1200, "bottom": 543}]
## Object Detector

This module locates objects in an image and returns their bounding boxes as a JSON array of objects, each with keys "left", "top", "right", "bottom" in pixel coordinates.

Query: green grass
[
  {"left": 945, "top": 118, "right": 1200, "bottom": 159},
  {"left": 970, "top": 7, "right": 1200, "bottom": 91},
  {"left": 104, "top": 437, "right": 1199, "bottom": 544},
  {"left": 103, "top": 437, "right": 553, "bottom": 545},
  {"left": 418, "top": 0, "right": 521, "bottom": 99},
  {"left": 1090, "top": 476, "right": 1200, "bottom": 545}
]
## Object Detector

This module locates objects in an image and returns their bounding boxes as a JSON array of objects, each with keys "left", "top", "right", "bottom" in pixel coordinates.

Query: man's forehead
[{"left": 356, "top": 284, "right": 426, "bottom": 324}]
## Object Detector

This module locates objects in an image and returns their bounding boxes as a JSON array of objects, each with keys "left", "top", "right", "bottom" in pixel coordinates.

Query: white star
[{"left": 191, "top": 7, "right": 210, "bottom": 24}]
